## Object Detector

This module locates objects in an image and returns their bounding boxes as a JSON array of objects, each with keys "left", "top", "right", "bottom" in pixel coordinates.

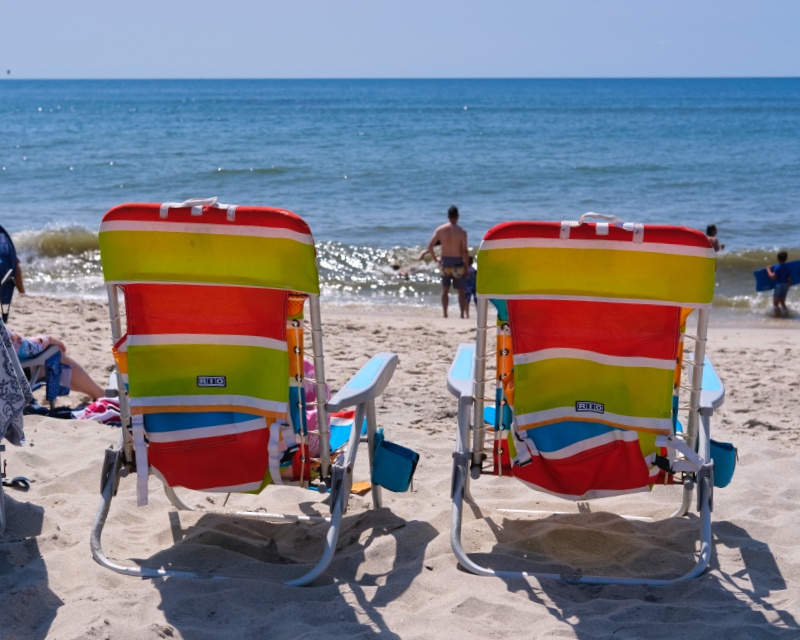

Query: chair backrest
[
  {"left": 98, "top": 200, "right": 321, "bottom": 494},
  {"left": 476, "top": 218, "right": 716, "bottom": 499},
  {"left": 0, "top": 225, "right": 18, "bottom": 321}
]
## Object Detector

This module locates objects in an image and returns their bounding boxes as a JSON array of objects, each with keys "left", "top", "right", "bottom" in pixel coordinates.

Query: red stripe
[
  {"left": 483, "top": 221, "right": 711, "bottom": 249},
  {"left": 512, "top": 438, "right": 651, "bottom": 496},
  {"left": 103, "top": 203, "right": 312, "bottom": 235},
  {"left": 508, "top": 300, "right": 680, "bottom": 360},
  {"left": 125, "top": 284, "right": 287, "bottom": 339},
  {"left": 148, "top": 428, "right": 269, "bottom": 491}
]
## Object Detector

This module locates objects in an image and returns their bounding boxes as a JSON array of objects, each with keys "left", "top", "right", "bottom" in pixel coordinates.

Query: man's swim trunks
[{"left": 440, "top": 256, "right": 465, "bottom": 289}]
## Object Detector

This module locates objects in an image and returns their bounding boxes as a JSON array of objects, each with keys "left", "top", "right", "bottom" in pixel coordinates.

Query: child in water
[
  {"left": 766, "top": 251, "right": 792, "bottom": 318},
  {"left": 463, "top": 256, "right": 477, "bottom": 318}
]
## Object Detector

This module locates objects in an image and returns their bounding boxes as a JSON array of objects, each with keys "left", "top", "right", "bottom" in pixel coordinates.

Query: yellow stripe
[
  {"left": 99, "top": 229, "right": 320, "bottom": 294},
  {"left": 127, "top": 344, "right": 288, "bottom": 401},
  {"left": 477, "top": 246, "right": 715, "bottom": 304},
  {"left": 513, "top": 358, "right": 674, "bottom": 421}
]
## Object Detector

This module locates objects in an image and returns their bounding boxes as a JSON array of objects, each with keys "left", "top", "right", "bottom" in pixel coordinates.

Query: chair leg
[
  {"left": 91, "top": 444, "right": 203, "bottom": 579},
  {"left": 450, "top": 441, "right": 715, "bottom": 585},
  {"left": 365, "top": 400, "right": 383, "bottom": 510},
  {"left": 285, "top": 482, "right": 346, "bottom": 587},
  {"left": 90, "top": 411, "right": 372, "bottom": 586}
]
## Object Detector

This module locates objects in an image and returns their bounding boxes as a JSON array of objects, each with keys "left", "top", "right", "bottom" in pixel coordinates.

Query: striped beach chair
[
  {"left": 448, "top": 213, "right": 726, "bottom": 585},
  {"left": 91, "top": 198, "right": 401, "bottom": 585}
]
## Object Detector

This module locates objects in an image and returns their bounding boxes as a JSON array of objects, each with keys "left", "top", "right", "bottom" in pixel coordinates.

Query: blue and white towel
[{"left": 0, "top": 318, "right": 33, "bottom": 446}]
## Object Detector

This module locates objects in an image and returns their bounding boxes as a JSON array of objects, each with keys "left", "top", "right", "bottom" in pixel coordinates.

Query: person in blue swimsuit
[
  {"left": 766, "top": 251, "right": 792, "bottom": 317},
  {"left": 463, "top": 256, "right": 477, "bottom": 317}
]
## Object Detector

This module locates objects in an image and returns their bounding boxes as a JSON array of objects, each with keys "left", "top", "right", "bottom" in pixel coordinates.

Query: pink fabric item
[
  {"left": 74, "top": 397, "right": 121, "bottom": 425},
  {"left": 302, "top": 359, "right": 331, "bottom": 456},
  {"left": 303, "top": 359, "right": 330, "bottom": 435}
]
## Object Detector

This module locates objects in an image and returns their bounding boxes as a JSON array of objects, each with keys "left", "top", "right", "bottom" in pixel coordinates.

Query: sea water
[{"left": 1, "top": 78, "right": 799, "bottom": 318}]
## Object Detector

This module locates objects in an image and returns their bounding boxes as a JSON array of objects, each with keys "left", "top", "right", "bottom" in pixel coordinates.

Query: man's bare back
[
  {"left": 419, "top": 205, "right": 470, "bottom": 318},
  {"left": 428, "top": 221, "right": 468, "bottom": 263}
]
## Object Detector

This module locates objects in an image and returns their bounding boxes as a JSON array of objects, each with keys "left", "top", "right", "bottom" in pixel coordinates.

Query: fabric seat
[{"left": 448, "top": 213, "right": 728, "bottom": 585}]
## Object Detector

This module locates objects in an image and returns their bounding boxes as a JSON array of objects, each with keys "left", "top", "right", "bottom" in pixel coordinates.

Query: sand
[{"left": 1, "top": 294, "right": 799, "bottom": 639}]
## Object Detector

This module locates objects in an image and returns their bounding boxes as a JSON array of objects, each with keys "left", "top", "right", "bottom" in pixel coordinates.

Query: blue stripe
[
  {"left": 144, "top": 411, "right": 261, "bottom": 433},
  {"left": 452, "top": 346, "right": 473, "bottom": 381},
  {"left": 329, "top": 417, "right": 367, "bottom": 452},
  {"left": 347, "top": 355, "right": 386, "bottom": 390},
  {"left": 702, "top": 356, "right": 722, "bottom": 392},
  {"left": 521, "top": 421, "right": 623, "bottom": 453}
]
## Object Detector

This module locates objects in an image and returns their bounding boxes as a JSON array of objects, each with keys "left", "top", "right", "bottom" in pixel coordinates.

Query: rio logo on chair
[
  {"left": 575, "top": 401, "right": 604, "bottom": 414},
  {"left": 197, "top": 376, "right": 227, "bottom": 388}
]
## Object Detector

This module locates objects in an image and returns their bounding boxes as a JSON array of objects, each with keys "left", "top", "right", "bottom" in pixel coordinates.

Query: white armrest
[
  {"left": 700, "top": 354, "right": 725, "bottom": 413},
  {"left": 326, "top": 352, "right": 399, "bottom": 412},
  {"left": 447, "top": 344, "right": 474, "bottom": 399}
]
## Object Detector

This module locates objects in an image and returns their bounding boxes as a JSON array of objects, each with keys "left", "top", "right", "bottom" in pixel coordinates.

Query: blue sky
[{"left": 3, "top": 1, "right": 799, "bottom": 79}]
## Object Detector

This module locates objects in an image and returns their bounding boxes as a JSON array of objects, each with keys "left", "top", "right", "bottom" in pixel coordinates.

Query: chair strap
[
  {"left": 131, "top": 414, "right": 150, "bottom": 506},
  {"left": 268, "top": 420, "right": 285, "bottom": 486}
]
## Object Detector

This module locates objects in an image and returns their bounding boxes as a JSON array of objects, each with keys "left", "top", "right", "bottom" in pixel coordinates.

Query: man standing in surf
[{"left": 420, "top": 205, "right": 470, "bottom": 319}]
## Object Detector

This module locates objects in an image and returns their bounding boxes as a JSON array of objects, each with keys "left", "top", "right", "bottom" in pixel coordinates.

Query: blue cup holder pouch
[
  {"left": 371, "top": 428, "right": 419, "bottom": 493},
  {"left": 710, "top": 439, "right": 737, "bottom": 488}
]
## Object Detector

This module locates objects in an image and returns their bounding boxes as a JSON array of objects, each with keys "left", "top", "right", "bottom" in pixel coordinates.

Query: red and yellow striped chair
[
  {"left": 91, "top": 198, "right": 400, "bottom": 585},
  {"left": 448, "top": 213, "right": 725, "bottom": 585}
]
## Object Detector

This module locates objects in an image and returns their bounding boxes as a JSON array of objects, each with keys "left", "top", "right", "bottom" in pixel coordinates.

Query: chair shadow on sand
[
  {"left": 460, "top": 504, "right": 799, "bottom": 639},
  {"left": 139, "top": 500, "right": 437, "bottom": 639},
  {"left": 0, "top": 494, "right": 63, "bottom": 639}
]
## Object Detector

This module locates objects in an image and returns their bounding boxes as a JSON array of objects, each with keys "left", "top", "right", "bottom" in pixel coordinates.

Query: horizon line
[{"left": 2, "top": 75, "right": 800, "bottom": 82}]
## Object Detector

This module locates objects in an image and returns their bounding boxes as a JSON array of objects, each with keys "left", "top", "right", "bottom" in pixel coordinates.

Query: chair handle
[
  {"left": 561, "top": 212, "right": 644, "bottom": 242},
  {"left": 176, "top": 197, "right": 219, "bottom": 209},
  {"left": 578, "top": 212, "right": 625, "bottom": 226},
  {"left": 159, "top": 197, "right": 238, "bottom": 220}
]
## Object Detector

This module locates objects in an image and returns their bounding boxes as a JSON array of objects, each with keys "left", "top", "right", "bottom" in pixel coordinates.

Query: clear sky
[{"left": 2, "top": 0, "right": 799, "bottom": 79}]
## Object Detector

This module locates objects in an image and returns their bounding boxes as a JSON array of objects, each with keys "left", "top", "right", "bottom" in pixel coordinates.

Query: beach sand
[{"left": 2, "top": 294, "right": 799, "bottom": 639}]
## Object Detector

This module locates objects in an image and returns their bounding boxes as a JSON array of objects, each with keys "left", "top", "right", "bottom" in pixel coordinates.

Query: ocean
[{"left": 1, "top": 78, "right": 799, "bottom": 319}]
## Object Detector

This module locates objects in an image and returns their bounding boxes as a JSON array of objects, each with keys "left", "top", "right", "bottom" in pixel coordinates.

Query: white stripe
[
  {"left": 476, "top": 293, "right": 711, "bottom": 309},
  {"left": 515, "top": 406, "right": 672, "bottom": 433},
  {"left": 330, "top": 417, "right": 354, "bottom": 427},
  {"left": 103, "top": 280, "right": 308, "bottom": 292},
  {"left": 146, "top": 416, "right": 267, "bottom": 443},
  {"left": 128, "top": 334, "right": 286, "bottom": 351},
  {"left": 100, "top": 219, "right": 314, "bottom": 245},
  {"left": 514, "top": 348, "right": 675, "bottom": 370},
  {"left": 532, "top": 430, "right": 640, "bottom": 461},
  {"left": 480, "top": 237, "right": 715, "bottom": 258},
  {"left": 131, "top": 395, "right": 287, "bottom": 414}
]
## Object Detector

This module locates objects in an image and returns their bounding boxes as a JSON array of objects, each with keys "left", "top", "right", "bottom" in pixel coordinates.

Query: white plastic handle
[
  {"left": 578, "top": 212, "right": 625, "bottom": 226},
  {"left": 176, "top": 197, "right": 219, "bottom": 208},
  {"left": 563, "top": 212, "right": 644, "bottom": 242},
  {"left": 159, "top": 197, "right": 238, "bottom": 220}
]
